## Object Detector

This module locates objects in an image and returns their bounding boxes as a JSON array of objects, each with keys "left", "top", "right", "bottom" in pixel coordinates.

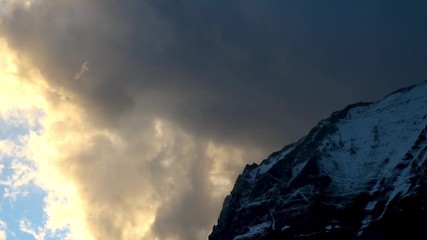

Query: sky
[{"left": 0, "top": 1, "right": 426, "bottom": 239}]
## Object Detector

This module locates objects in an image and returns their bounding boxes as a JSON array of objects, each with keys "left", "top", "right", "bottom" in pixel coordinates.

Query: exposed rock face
[{"left": 209, "top": 81, "right": 427, "bottom": 240}]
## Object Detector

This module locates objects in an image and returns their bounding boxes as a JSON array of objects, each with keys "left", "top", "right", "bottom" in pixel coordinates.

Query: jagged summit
[{"left": 210, "top": 81, "right": 427, "bottom": 240}]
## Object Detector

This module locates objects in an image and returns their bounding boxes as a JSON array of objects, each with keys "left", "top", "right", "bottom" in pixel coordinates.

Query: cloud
[
  {"left": 0, "top": 219, "right": 6, "bottom": 240},
  {"left": 0, "top": 39, "right": 256, "bottom": 239},
  {"left": 0, "top": 140, "right": 14, "bottom": 158},
  {"left": 0, "top": 1, "right": 426, "bottom": 240},
  {"left": 74, "top": 61, "right": 89, "bottom": 80},
  {"left": 19, "top": 219, "right": 45, "bottom": 240},
  {"left": 2, "top": 0, "right": 426, "bottom": 148},
  {"left": 0, "top": 40, "right": 91, "bottom": 239}
]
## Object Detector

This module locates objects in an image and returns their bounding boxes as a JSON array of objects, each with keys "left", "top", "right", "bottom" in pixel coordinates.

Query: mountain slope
[{"left": 209, "top": 81, "right": 427, "bottom": 240}]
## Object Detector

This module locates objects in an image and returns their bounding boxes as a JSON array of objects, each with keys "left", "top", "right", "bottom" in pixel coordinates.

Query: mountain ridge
[{"left": 209, "top": 81, "right": 427, "bottom": 240}]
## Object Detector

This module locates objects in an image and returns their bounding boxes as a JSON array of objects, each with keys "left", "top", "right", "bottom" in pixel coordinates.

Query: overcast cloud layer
[{"left": 1, "top": 1, "right": 427, "bottom": 239}]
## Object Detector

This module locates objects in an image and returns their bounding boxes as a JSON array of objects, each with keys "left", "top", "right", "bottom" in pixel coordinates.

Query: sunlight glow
[
  {"left": 0, "top": 36, "right": 246, "bottom": 239},
  {"left": 0, "top": 38, "right": 94, "bottom": 240}
]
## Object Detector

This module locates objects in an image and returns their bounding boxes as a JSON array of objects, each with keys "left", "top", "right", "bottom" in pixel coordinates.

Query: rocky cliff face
[{"left": 209, "top": 81, "right": 427, "bottom": 240}]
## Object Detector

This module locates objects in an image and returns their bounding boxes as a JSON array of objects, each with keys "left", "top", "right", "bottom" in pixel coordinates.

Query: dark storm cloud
[
  {"left": 2, "top": 0, "right": 427, "bottom": 239},
  {"left": 3, "top": 0, "right": 427, "bottom": 148}
]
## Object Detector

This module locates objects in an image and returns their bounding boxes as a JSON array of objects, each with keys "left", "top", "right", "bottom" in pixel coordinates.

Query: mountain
[{"left": 209, "top": 81, "right": 427, "bottom": 240}]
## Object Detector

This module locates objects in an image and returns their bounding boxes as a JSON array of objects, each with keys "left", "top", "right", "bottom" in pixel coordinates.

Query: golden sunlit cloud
[
  {"left": 0, "top": 38, "right": 94, "bottom": 239},
  {"left": 0, "top": 37, "right": 254, "bottom": 239}
]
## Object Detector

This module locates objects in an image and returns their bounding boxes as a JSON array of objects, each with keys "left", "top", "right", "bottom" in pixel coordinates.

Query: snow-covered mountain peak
[{"left": 210, "top": 81, "right": 427, "bottom": 240}]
